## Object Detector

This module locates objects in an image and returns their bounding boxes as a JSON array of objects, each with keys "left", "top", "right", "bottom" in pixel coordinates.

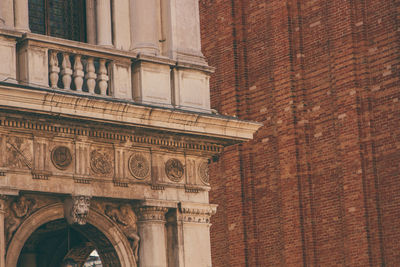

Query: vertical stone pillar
[
  {"left": 86, "top": 0, "right": 96, "bottom": 44},
  {"left": 112, "top": 0, "right": 131, "bottom": 50},
  {"left": 136, "top": 205, "right": 169, "bottom": 267},
  {"left": 160, "top": 0, "right": 204, "bottom": 63},
  {"left": 177, "top": 202, "right": 217, "bottom": 267},
  {"left": 0, "top": 0, "right": 14, "bottom": 29},
  {"left": 96, "top": 0, "right": 113, "bottom": 46},
  {"left": 130, "top": 0, "right": 160, "bottom": 55},
  {"left": 14, "top": 0, "right": 30, "bottom": 32},
  {"left": 0, "top": 196, "right": 6, "bottom": 267}
]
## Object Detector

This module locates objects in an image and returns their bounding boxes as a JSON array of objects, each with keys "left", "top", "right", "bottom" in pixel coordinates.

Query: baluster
[
  {"left": 85, "top": 57, "right": 96, "bottom": 94},
  {"left": 61, "top": 53, "right": 72, "bottom": 90},
  {"left": 73, "top": 55, "right": 84, "bottom": 91},
  {"left": 49, "top": 51, "right": 60, "bottom": 89},
  {"left": 97, "top": 59, "right": 109, "bottom": 96}
]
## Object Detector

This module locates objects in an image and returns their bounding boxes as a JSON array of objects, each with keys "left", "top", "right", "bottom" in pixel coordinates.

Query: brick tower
[{"left": 200, "top": 0, "right": 400, "bottom": 266}]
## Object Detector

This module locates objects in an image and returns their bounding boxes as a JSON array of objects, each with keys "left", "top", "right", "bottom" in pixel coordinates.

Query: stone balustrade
[{"left": 48, "top": 50, "right": 110, "bottom": 97}]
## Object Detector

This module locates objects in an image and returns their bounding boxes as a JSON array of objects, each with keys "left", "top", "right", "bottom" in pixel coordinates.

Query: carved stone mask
[{"left": 64, "top": 196, "right": 91, "bottom": 225}]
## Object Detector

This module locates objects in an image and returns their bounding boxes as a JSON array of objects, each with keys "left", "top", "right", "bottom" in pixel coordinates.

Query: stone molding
[
  {"left": 0, "top": 83, "right": 262, "bottom": 142},
  {"left": 178, "top": 202, "right": 217, "bottom": 224}
]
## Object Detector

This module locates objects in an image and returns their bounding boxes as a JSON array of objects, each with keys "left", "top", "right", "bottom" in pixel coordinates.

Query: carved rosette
[
  {"left": 128, "top": 154, "right": 150, "bottom": 180},
  {"left": 136, "top": 206, "right": 169, "bottom": 222},
  {"left": 90, "top": 149, "right": 113, "bottom": 175},
  {"left": 165, "top": 159, "right": 184, "bottom": 182},
  {"left": 198, "top": 161, "right": 210, "bottom": 185},
  {"left": 51, "top": 146, "right": 72, "bottom": 170}
]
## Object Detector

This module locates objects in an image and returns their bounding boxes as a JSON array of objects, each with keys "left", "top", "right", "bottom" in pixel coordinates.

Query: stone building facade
[
  {"left": 0, "top": 1, "right": 260, "bottom": 266},
  {"left": 200, "top": 0, "right": 400, "bottom": 266}
]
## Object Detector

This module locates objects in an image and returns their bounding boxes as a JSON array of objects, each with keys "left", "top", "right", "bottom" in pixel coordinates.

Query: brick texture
[{"left": 200, "top": 0, "right": 400, "bottom": 266}]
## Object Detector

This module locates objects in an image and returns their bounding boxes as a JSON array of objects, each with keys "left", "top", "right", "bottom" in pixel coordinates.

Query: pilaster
[
  {"left": 0, "top": 0, "right": 14, "bottom": 29},
  {"left": 177, "top": 202, "right": 217, "bottom": 267},
  {"left": 14, "top": 0, "right": 29, "bottom": 32},
  {"left": 0, "top": 196, "right": 6, "bottom": 267}
]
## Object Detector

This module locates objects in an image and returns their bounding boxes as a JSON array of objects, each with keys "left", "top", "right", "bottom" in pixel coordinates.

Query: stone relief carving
[
  {"left": 105, "top": 204, "right": 140, "bottom": 262},
  {"left": 6, "top": 136, "right": 33, "bottom": 170},
  {"left": 165, "top": 158, "right": 184, "bottom": 182},
  {"left": 51, "top": 146, "right": 72, "bottom": 170},
  {"left": 5, "top": 196, "right": 36, "bottom": 242},
  {"left": 90, "top": 149, "right": 113, "bottom": 175},
  {"left": 64, "top": 196, "right": 92, "bottom": 225},
  {"left": 128, "top": 153, "right": 150, "bottom": 180},
  {"left": 198, "top": 161, "right": 210, "bottom": 185}
]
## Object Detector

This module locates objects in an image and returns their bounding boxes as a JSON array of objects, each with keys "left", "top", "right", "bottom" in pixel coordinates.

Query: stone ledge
[{"left": 0, "top": 83, "right": 262, "bottom": 141}]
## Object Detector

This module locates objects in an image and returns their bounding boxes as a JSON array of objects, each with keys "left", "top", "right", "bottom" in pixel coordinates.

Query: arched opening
[
  {"left": 17, "top": 219, "right": 115, "bottom": 267},
  {"left": 6, "top": 203, "right": 136, "bottom": 267}
]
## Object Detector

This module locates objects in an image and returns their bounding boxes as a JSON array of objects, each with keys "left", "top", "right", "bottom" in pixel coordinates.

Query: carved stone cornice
[{"left": 178, "top": 202, "right": 217, "bottom": 224}]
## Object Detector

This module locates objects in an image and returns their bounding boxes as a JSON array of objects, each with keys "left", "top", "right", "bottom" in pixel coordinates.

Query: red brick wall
[{"left": 200, "top": 0, "right": 400, "bottom": 266}]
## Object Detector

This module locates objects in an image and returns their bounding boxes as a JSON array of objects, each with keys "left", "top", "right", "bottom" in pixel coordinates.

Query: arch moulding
[{"left": 5, "top": 202, "right": 136, "bottom": 267}]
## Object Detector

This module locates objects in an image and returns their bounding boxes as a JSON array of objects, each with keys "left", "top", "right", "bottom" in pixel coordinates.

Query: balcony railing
[
  {"left": 49, "top": 50, "right": 110, "bottom": 96},
  {"left": 10, "top": 33, "right": 213, "bottom": 113}
]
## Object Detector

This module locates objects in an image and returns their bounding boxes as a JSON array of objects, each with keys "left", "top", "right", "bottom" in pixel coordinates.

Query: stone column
[
  {"left": 14, "top": 0, "right": 30, "bottom": 32},
  {"left": 0, "top": 196, "right": 6, "bottom": 267},
  {"left": 86, "top": 0, "right": 96, "bottom": 44},
  {"left": 96, "top": 0, "right": 113, "bottom": 46},
  {"left": 112, "top": 0, "right": 131, "bottom": 50},
  {"left": 130, "top": 0, "right": 160, "bottom": 55},
  {"left": 0, "top": 0, "right": 14, "bottom": 29},
  {"left": 177, "top": 202, "right": 217, "bottom": 267},
  {"left": 136, "top": 205, "right": 169, "bottom": 267}
]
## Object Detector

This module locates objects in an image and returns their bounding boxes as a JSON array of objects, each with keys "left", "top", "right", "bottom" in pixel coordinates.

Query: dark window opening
[{"left": 29, "top": 0, "right": 87, "bottom": 42}]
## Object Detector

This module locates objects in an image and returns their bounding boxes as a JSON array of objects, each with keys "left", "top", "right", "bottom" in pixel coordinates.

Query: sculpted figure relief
[
  {"left": 105, "top": 204, "right": 140, "bottom": 262},
  {"left": 6, "top": 196, "right": 36, "bottom": 243}
]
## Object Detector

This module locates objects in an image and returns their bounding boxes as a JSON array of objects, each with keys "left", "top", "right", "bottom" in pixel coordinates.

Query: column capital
[
  {"left": 135, "top": 199, "right": 177, "bottom": 222},
  {"left": 178, "top": 202, "right": 217, "bottom": 224}
]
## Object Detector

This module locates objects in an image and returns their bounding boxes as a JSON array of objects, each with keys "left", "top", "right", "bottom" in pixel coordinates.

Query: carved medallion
[
  {"left": 198, "top": 161, "right": 210, "bottom": 185},
  {"left": 90, "top": 150, "right": 112, "bottom": 175},
  {"left": 51, "top": 146, "right": 72, "bottom": 170},
  {"left": 165, "top": 159, "right": 184, "bottom": 182},
  {"left": 129, "top": 154, "right": 150, "bottom": 180}
]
